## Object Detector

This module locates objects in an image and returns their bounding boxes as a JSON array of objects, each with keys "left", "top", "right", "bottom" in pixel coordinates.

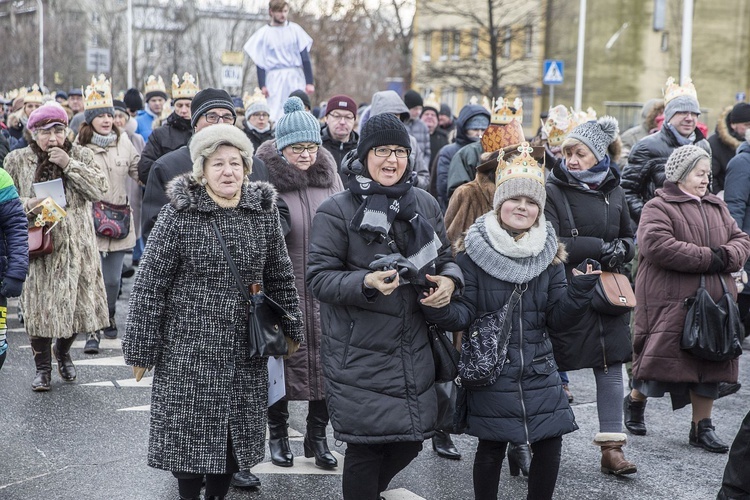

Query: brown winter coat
[
  {"left": 633, "top": 182, "right": 750, "bottom": 384},
  {"left": 257, "top": 139, "right": 343, "bottom": 401},
  {"left": 3, "top": 144, "right": 110, "bottom": 338},
  {"left": 79, "top": 133, "right": 141, "bottom": 252},
  {"left": 444, "top": 171, "right": 495, "bottom": 248}
]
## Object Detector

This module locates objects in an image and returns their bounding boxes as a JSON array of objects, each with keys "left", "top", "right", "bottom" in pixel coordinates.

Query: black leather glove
[
  {"left": 600, "top": 239, "right": 628, "bottom": 269},
  {"left": 0, "top": 277, "right": 23, "bottom": 298},
  {"left": 708, "top": 247, "right": 727, "bottom": 273},
  {"left": 369, "top": 253, "right": 419, "bottom": 284}
]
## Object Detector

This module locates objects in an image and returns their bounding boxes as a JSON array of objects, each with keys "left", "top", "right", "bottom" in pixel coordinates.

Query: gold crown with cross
[
  {"left": 490, "top": 97, "right": 524, "bottom": 125},
  {"left": 144, "top": 75, "right": 167, "bottom": 96},
  {"left": 23, "top": 84, "right": 44, "bottom": 104},
  {"left": 495, "top": 142, "right": 545, "bottom": 187},
  {"left": 83, "top": 74, "right": 113, "bottom": 110}
]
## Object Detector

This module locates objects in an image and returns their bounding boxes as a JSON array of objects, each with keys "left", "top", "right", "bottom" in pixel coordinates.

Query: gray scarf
[
  {"left": 667, "top": 123, "right": 696, "bottom": 146},
  {"left": 92, "top": 132, "right": 117, "bottom": 148},
  {"left": 464, "top": 212, "right": 559, "bottom": 284}
]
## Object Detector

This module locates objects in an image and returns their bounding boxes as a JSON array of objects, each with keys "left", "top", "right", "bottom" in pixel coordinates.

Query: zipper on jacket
[
  {"left": 301, "top": 190, "right": 319, "bottom": 399},
  {"left": 517, "top": 297, "right": 531, "bottom": 447},
  {"left": 341, "top": 321, "right": 354, "bottom": 369},
  {"left": 603, "top": 193, "right": 610, "bottom": 240}
]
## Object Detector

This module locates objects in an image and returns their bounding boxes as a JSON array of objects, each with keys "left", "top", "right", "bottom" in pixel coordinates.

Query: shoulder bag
[
  {"left": 211, "top": 220, "right": 295, "bottom": 358},
  {"left": 681, "top": 274, "right": 744, "bottom": 362},
  {"left": 92, "top": 200, "right": 131, "bottom": 240},
  {"left": 28, "top": 224, "right": 53, "bottom": 259},
  {"left": 549, "top": 183, "right": 636, "bottom": 316},
  {"left": 427, "top": 324, "right": 460, "bottom": 383}
]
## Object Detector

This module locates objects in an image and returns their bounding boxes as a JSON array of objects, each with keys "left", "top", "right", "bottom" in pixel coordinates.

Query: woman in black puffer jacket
[{"left": 424, "top": 145, "right": 599, "bottom": 500}]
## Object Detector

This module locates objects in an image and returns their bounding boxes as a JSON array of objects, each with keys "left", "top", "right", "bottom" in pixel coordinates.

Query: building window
[
  {"left": 91, "top": 12, "right": 100, "bottom": 24},
  {"left": 660, "top": 31, "right": 669, "bottom": 52},
  {"left": 502, "top": 26, "right": 512, "bottom": 58},
  {"left": 524, "top": 25, "right": 533, "bottom": 58},
  {"left": 90, "top": 34, "right": 99, "bottom": 47},
  {"left": 422, "top": 31, "right": 432, "bottom": 61},
  {"left": 442, "top": 87, "right": 456, "bottom": 113},
  {"left": 452, "top": 31, "right": 461, "bottom": 60},
  {"left": 471, "top": 29, "right": 479, "bottom": 59},
  {"left": 441, "top": 31, "right": 450, "bottom": 61},
  {"left": 653, "top": 0, "right": 666, "bottom": 31}
]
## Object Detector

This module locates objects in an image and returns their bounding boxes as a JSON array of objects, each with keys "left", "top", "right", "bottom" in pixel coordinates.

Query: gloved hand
[
  {"left": 0, "top": 277, "right": 24, "bottom": 298},
  {"left": 283, "top": 337, "right": 301, "bottom": 360},
  {"left": 369, "top": 253, "right": 419, "bottom": 285},
  {"left": 707, "top": 247, "right": 727, "bottom": 273},
  {"left": 600, "top": 239, "right": 628, "bottom": 269}
]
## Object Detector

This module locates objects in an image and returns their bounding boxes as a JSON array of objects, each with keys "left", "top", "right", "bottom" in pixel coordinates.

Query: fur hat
[
  {"left": 275, "top": 97, "right": 321, "bottom": 151},
  {"left": 357, "top": 112, "right": 412, "bottom": 163},
  {"left": 189, "top": 123, "right": 254, "bottom": 182},
  {"left": 566, "top": 116, "right": 619, "bottom": 162},
  {"left": 664, "top": 145, "right": 710, "bottom": 183},
  {"left": 27, "top": 101, "right": 69, "bottom": 131},
  {"left": 190, "top": 88, "right": 236, "bottom": 129},
  {"left": 493, "top": 143, "right": 546, "bottom": 210}
]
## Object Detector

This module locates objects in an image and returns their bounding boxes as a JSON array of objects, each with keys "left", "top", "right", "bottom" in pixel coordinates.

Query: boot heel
[
  {"left": 303, "top": 436, "right": 314, "bottom": 459},
  {"left": 508, "top": 457, "right": 520, "bottom": 477}
]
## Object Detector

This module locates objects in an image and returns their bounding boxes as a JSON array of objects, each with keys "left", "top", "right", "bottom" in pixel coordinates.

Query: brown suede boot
[
  {"left": 594, "top": 432, "right": 637, "bottom": 475},
  {"left": 53, "top": 334, "right": 78, "bottom": 382},
  {"left": 30, "top": 336, "right": 52, "bottom": 392}
]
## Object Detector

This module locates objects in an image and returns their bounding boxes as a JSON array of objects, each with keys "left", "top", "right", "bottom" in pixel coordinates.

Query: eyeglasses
[
  {"left": 204, "top": 112, "right": 236, "bottom": 124},
  {"left": 251, "top": 112, "right": 269, "bottom": 119},
  {"left": 290, "top": 144, "right": 319, "bottom": 154},
  {"left": 372, "top": 147, "right": 409, "bottom": 158},
  {"left": 328, "top": 112, "right": 355, "bottom": 122},
  {"left": 36, "top": 126, "right": 67, "bottom": 138}
]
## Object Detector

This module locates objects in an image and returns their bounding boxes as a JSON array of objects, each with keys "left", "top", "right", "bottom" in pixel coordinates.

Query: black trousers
[
  {"left": 473, "top": 436, "right": 562, "bottom": 500},
  {"left": 718, "top": 409, "right": 750, "bottom": 499},
  {"left": 342, "top": 441, "right": 423, "bottom": 500},
  {"left": 173, "top": 436, "right": 239, "bottom": 498}
]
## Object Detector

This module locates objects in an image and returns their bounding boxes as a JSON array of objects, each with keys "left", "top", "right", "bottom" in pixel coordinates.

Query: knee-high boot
[
  {"left": 53, "top": 334, "right": 77, "bottom": 382},
  {"left": 304, "top": 399, "right": 337, "bottom": 469},
  {"left": 268, "top": 399, "right": 293, "bottom": 467},
  {"left": 30, "top": 336, "right": 52, "bottom": 391}
]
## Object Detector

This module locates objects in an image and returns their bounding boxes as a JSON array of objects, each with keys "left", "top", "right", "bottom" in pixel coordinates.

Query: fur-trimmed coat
[
  {"left": 708, "top": 106, "right": 744, "bottom": 194},
  {"left": 123, "top": 174, "right": 303, "bottom": 474},
  {"left": 256, "top": 139, "right": 343, "bottom": 401},
  {"left": 4, "top": 144, "right": 109, "bottom": 338},
  {"left": 444, "top": 171, "right": 495, "bottom": 246}
]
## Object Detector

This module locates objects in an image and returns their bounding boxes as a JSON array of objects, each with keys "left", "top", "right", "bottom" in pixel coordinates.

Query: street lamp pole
[
  {"left": 127, "top": 0, "right": 133, "bottom": 88},
  {"left": 37, "top": 0, "right": 43, "bottom": 88},
  {"left": 680, "top": 0, "right": 693, "bottom": 84},
  {"left": 574, "top": 0, "right": 586, "bottom": 111}
]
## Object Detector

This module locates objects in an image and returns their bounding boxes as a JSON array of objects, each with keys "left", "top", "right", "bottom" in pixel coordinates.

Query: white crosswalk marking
[
  {"left": 117, "top": 405, "right": 151, "bottom": 412},
  {"left": 17, "top": 339, "right": 123, "bottom": 350},
  {"left": 251, "top": 452, "right": 345, "bottom": 475},
  {"left": 381, "top": 489, "right": 427, "bottom": 500},
  {"left": 71, "top": 356, "right": 126, "bottom": 366},
  {"left": 82, "top": 376, "right": 152, "bottom": 387}
]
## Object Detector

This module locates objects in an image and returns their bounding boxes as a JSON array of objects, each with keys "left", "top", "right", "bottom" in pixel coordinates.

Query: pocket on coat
[{"left": 531, "top": 354, "right": 558, "bottom": 375}]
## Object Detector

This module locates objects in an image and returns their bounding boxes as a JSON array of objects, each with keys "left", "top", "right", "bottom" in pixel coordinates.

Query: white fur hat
[{"left": 189, "top": 123, "right": 254, "bottom": 181}]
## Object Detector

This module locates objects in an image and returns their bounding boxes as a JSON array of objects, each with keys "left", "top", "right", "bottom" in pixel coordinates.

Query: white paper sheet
[
  {"left": 33, "top": 179, "right": 67, "bottom": 208},
  {"left": 267, "top": 356, "right": 286, "bottom": 407}
]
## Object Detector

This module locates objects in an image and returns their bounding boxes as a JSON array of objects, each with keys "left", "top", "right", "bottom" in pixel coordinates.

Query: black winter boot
[
  {"left": 30, "top": 337, "right": 52, "bottom": 391},
  {"left": 624, "top": 394, "right": 647, "bottom": 435},
  {"left": 268, "top": 399, "right": 293, "bottom": 467},
  {"left": 303, "top": 399, "right": 338, "bottom": 469},
  {"left": 53, "top": 334, "right": 77, "bottom": 381},
  {"left": 690, "top": 418, "right": 729, "bottom": 453}
]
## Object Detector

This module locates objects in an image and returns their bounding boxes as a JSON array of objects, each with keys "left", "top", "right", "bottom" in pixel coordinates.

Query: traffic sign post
[{"left": 543, "top": 59, "right": 564, "bottom": 108}]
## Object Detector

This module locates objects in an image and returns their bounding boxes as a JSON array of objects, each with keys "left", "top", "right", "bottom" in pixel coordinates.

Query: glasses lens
[{"left": 395, "top": 149, "right": 408, "bottom": 158}]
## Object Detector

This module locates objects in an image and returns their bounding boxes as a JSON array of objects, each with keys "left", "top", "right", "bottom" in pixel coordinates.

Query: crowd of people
[{"left": 1, "top": 1, "right": 750, "bottom": 500}]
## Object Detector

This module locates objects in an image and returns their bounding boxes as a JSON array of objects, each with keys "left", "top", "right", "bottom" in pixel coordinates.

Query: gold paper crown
[
  {"left": 490, "top": 97, "right": 524, "bottom": 125},
  {"left": 495, "top": 143, "right": 544, "bottom": 187},
  {"left": 542, "top": 105, "right": 575, "bottom": 147},
  {"left": 243, "top": 88, "right": 267, "bottom": 110},
  {"left": 570, "top": 106, "right": 597, "bottom": 128},
  {"left": 172, "top": 72, "right": 199, "bottom": 100},
  {"left": 23, "top": 84, "right": 44, "bottom": 104},
  {"left": 423, "top": 92, "right": 440, "bottom": 112},
  {"left": 144, "top": 75, "right": 167, "bottom": 96},
  {"left": 663, "top": 77, "right": 698, "bottom": 104},
  {"left": 84, "top": 74, "right": 113, "bottom": 110}
]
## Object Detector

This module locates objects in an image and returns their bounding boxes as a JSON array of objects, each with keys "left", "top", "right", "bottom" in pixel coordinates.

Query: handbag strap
[
  {"left": 498, "top": 282, "right": 526, "bottom": 347},
  {"left": 211, "top": 220, "right": 251, "bottom": 303},
  {"left": 549, "top": 183, "right": 578, "bottom": 237}
]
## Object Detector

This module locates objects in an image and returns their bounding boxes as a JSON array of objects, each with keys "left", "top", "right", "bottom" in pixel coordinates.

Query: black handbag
[
  {"left": 92, "top": 200, "right": 131, "bottom": 239},
  {"left": 681, "top": 274, "right": 744, "bottom": 362},
  {"left": 211, "top": 220, "right": 295, "bottom": 358},
  {"left": 427, "top": 324, "right": 459, "bottom": 383}
]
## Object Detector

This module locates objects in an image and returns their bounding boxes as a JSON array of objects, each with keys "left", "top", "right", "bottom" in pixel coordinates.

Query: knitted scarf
[
  {"left": 561, "top": 155, "right": 610, "bottom": 188},
  {"left": 348, "top": 173, "right": 442, "bottom": 280},
  {"left": 91, "top": 131, "right": 118, "bottom": 149},
  {"left": 30, "top": 139, "right": 73, "bottom": 184},
  {"left": 667, "top": 123, "right": 697, "bottom": 146},
  {"left": 464, "top": 212, "right": 558, "bottom": 284}
]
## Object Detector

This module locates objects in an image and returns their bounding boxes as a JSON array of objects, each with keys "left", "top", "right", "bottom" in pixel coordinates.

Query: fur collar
[
  {"left": 716, "top": 106, "right": 743, "bottom": 150},
  {"left": 256, "top": 139, "right": 339, "bottom": 194},
  {"left": 166, "top": 173, "right": 277, "bottom": 213}
]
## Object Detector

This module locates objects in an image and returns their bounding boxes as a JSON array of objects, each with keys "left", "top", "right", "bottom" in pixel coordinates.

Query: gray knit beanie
[
  {"left": 664, "top": 94, "right": 701, "bottom": 123},
  {"left": 189, "top": 123, "right": 254, "bottom": 181},
  {"left": 274, "top": 97, "right": 321, "bottom": 151},
  {"left": 245, "top": 100, "right": 271, "bottom": 121},
  {"left": 664, "top": 145, "right": 710, "bottom": 183},
  {"left": 493, "top": 145, "right": 547, "bottom": 210},
  {"left": 567, "top": 116, "right": 619, "bottom": 162},
  {"left": 84, "top": 106, "right": 115, "bottom": 125}
]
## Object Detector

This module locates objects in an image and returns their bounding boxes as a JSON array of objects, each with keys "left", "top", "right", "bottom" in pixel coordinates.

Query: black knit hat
[
  {"left": 289, "top": 89, "right": 311, "bottom": 110},
  {"left": 123, "top": 88, "right": 143, "bottom": 112},
  {"left": 403, "top": 90, "right": 423, "bottom": 110},
  {"left": 190, "top": 88, "right": 236, "bottom": 129},
  {"left": 729, "top": 103, "right": 750, "bottom": 124},
  {"left": 357, "top": 113, "right": 412, "bottom": 163}
]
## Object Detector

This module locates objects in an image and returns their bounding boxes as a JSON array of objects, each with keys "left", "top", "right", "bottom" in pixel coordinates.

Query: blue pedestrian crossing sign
[{"left": 543, "top": 60, "right": 564, "bottom": 85}]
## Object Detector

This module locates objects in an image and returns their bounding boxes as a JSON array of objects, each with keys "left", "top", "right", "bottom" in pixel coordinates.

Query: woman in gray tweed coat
[{"left": 123, "top": 124, "right": 303, "bottom": 500}]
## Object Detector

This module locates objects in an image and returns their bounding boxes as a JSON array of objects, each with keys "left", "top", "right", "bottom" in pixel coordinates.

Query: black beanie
[
  {"left": 403, "top": 90, "right": 423, "bottom": 110},
  {"left": 729, "top": 103, "right": 750, "bottom": 124},
  {"left": 289, "top": 89, "right": 311, "bottom": 110},
  {"left": 190, "top": 88, "right": 236, "bottom": 129},
  {"left": 123, "top": 88, "right": 143, "bottom": 112},
  {"left": 439, "top": 103, "right": 452, "bottom": 118},
  {"left": 357, "top": 113, "right": 412, "bottom": 163},
  {"left": 113, "top": 99, "right": 128, "bottom": 114}
]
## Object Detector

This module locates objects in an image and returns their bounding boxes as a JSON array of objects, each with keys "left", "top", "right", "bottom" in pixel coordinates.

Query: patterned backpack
[{"left": 458, "top": 283, "right": 526, "bottom": 388}]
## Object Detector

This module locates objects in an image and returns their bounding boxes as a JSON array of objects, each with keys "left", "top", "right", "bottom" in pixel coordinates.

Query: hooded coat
[
  {"left": 632, "top": 182, "right": 750, "bottom": 384},
  {"left": 622, "top": 123, "right": 710, "bottom": 224},
  {"left": 305, "top": 158, "right": 463, "bottom": 444},
  {"left": 123, "top": 174, "right": 303, "bottom": 474},
  {"left": 256, "top": 140, "right": 343, "bottom": 401},
  {"left": 137, "top": 112, "right": 193, "bottom": 184},
  {"left": 435, "top": 105, "right": 490, "bottom": 211},
  {"left": 708, "top": 106, "right": 744, "bottom": 194},
  {"left": 4, "top": 144, "right": 109, "bottom": 338},
  {"left": 544, "top": 162, "right": 635, "bottom": 371}
]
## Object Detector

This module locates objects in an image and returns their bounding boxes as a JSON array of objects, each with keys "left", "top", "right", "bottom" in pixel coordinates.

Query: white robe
[{"left": 244, "top": 22, "right": 313, "bottom": 122}]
